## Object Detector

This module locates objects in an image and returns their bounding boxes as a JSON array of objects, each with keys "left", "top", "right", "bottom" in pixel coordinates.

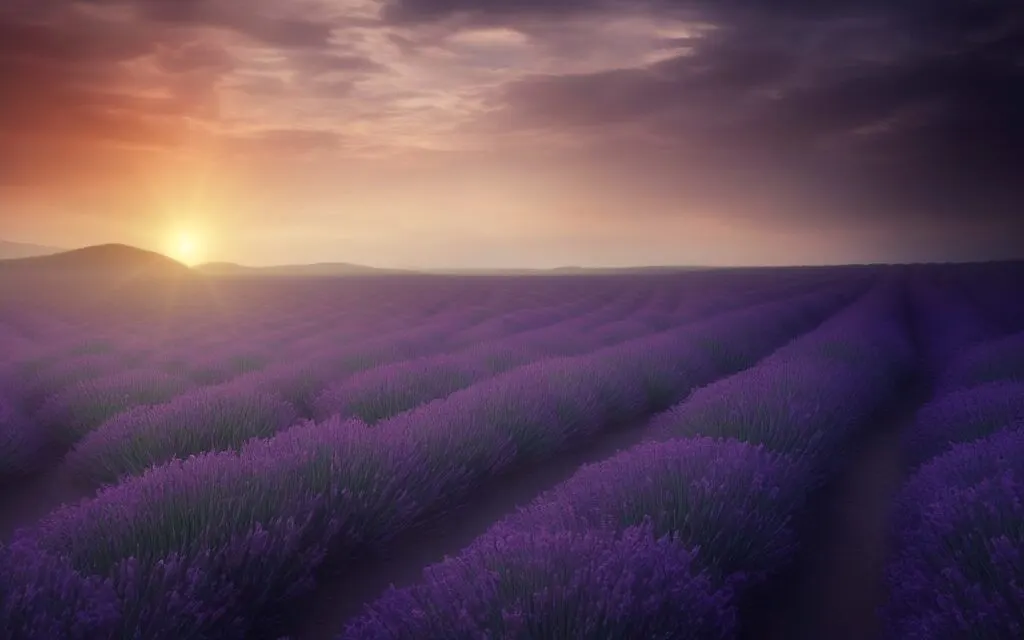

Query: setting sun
[{"left": 169, "top": 232, "right": 203, "bottom": 266}]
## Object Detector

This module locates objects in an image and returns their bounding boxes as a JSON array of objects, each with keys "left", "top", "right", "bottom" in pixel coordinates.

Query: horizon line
[{"left": 2, "top": 239, "right": 1022, "bottom": 272}]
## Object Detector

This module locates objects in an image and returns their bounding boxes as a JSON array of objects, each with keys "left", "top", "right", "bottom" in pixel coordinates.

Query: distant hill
[
  {"left": 0, "top": 240, "right": 67, "bottom": 260},
  {"left": 195, "top": 261, "right": 413, "bottom": 277},
  {"left": 193, "top": 262, "right": 708, "bottom": 277},
  {"left": 423, "top": 265, "right": 711, "bottom": 276},
  {"left": 548, "top": 265, "right": 709, "bottom": 275},
  {"left": 0, "top": 243, "right": 192, "bottom": 278}
]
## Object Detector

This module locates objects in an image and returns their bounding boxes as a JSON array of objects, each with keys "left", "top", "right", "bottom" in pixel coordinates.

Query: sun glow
[{"left": 169, "top": 231, "right": 204, "bottom": 266}]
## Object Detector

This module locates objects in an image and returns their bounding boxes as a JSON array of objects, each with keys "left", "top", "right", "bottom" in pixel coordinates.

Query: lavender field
[{"left": 1, "top": 263, "right": 1022, "bottom": 640}]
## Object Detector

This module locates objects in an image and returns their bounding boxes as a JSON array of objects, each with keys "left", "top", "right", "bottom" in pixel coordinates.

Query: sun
[{"left": 169, "top": 231, "right": 204, "bottom": 266}]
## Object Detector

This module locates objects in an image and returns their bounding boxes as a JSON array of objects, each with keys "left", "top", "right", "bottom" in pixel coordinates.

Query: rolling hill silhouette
[
  {"left": 195, "top": 261, "right": 413, "bottom": 277},
  {"left": 0, "top": 244, "right": 192, "bottom": 278},
  {"left": 1, "top": 241, "right": 713, "bottom": 279}
]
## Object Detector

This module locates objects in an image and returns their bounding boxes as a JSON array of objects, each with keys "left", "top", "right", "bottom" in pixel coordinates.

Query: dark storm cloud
[{"left": 398, "top": 0, "right": 1024, "bottom": 232}]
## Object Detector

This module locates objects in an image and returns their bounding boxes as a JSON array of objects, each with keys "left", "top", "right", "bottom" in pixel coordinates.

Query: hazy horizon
[
  {"left": 2, "top": 0, "right": 1022, "bottom": 268},
  {"left": 4, "top": 239, "right": 1021, "bottom": 272}
]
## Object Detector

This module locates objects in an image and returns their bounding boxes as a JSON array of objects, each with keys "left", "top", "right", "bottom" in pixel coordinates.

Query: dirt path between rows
[
  {"left": 0, "top": 445, "right": 96, "bottom": 543},
  {"left": 740, "top": 380, "right": 930, "bottom": 640},
  {"left": 282, "top": 418, "right": 658, "bottom": 640}
]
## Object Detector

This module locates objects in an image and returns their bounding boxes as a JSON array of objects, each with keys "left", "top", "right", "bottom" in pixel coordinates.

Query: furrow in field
[{"left": 747, "top": 273, "right": 1006, "bottom": 640}]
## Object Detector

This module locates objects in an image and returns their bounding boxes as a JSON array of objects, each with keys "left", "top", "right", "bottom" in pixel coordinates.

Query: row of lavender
[
  {"left": 22, "top": 287, "right": 610, "bottom": 422},
  {"left": 0, "top": 276, "right": 665, "bottom": 480},
  {"left": 0, "top": 277, "right": 657, "bottom": 485},
  {"left": 0, "top": 299, "right": 542, "bottom": 482},
  {"left": 883, "top": 277, "right": 1024, "bottom": 639},
  {"left": 0, "top": 271, "right": 829, "bottom": 486},
  {"left": 1, "top": 269, "right": 857, "bottom": 382},
  {"left": 6, "top": 270, "right": 821, "bottom": 405},
  {"left": 337, "top": 277, "right": 917, "bottom": 638},
  {"left": 60, "top": 277, "right": 821, "bottom": 488},
  {"left": 935, "top": 261, "right": 1024, "bottom": 333},
  {"left": 0, "top": 275, "right": 479, "bottom": 361},
  {"left": 0, "top": 271, "right": 795, "bottom": 360},
  {"left": 4, "top": 277, "right": 612, "bottom": 393},
  {"left": 298, "top": 269, "right": 838, "bottom": 428},
  {"left": 6, "top": 272, "right": 704, "bottom": 390},
  {"left": 35, "top": 286, "right": 691, "bottom": 486},
  {"left": 0, "top": 278, "right": 860, "bottom": 638}
]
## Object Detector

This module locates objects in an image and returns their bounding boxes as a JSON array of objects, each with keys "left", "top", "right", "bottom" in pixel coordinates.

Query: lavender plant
[
  {"left": 15, "top": 351, "right": 128, "bottom": 413},
  {"left": 900, "top": 381, "right": 1024, "bottom": 470},
  {"left": 0, "top": 537, "right": 122, "bottom": 640},
  {"left": 66, "top": 382, "right": 301, "bottom": 485},
  {"left": 907, "top": 278, "right": 998, "bottom": 378},
  {"left": 36, "top": 369, "right": 195, "bottom": 446},
  {"left": 337, "top": 438, "right": 808, "bottom": 638},
  {"left": 498, "top": 437, "right": 806, "bottom": 586},
  {"left": 313, "top": 355, "right": 490, "bottom": 424},
  {"left": 341, "top": 524, "right": 737, "bottom": 640},
  {"left": 941, "top": 330, "right": 1024, "bottom": 392},
  {"left": 883, "top": 426, "right": 1024, "bottom": 640},
  {"left": 650, "top": 282, "right": 915, "bottom": 475}
]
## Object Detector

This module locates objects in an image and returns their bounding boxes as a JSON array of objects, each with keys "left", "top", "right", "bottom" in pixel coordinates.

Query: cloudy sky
[{"left": 1, "top": 0, "right": 1021, "bottom": 267}]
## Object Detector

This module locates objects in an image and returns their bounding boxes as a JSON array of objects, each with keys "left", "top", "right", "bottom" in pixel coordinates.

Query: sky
[{"left": 0, "top": 0, "right": 1022, "bottom": 268}]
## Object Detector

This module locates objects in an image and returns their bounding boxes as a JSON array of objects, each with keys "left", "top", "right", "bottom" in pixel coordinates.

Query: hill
[
  {"left": 0, "top": 240, "right": 67, "bottom": 260},
  {"left": 195, "top": 261, "right": 413, "bottom": 277},
  {"left": 423, "top": 265, "right": 711, "bottom": 276},
  {"left": 0, "top": 243, "right": 192, "bottom": 278}
]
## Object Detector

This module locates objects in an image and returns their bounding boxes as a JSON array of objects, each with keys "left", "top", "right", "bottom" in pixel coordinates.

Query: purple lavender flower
[
  {"left": 0, "top": 537, "right": 122, "bottom": 640},
  {"left": 883, "top": 427, "right": 1024, "bottom": 640},
  {"left": 341, "top": 524, "right": 737, "bottom": 640},
  {"left": 941, "top": 330, "right": 1024, "bottom": 392},
  {"left": 498, "top": 437, "right": 806, "bottom": 586},
  {"left": 901, "top": 381, "right": 1024, "bottom": 469},
  {"left": 66, "top": 381, "right": 301, "bottom": 485},
  {"left": 313, "top": 355, "right": 490, "bottom": 424},
  {"left": 650, "top": 282, "right": 914, "bottom": 475},
  {"left": 177, "top": 350, "right": 270, "bottom": 385},
  {"left": 17, "top": 417, "right": 425, "bottom": 639},
  {"left": 35, "top": 368, "right": 196, "bottom": 447},
  {"left": 2, "top": 283, "right": 847, "bottom": 638},
  {"left": 15, "top": 351, "right": 128, "bottom": 412},
  {"left": 908, "top": 279, "right": 998, "bottom": 377}
]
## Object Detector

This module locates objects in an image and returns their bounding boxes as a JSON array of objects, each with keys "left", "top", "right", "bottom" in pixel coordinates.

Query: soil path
[
  {"left": 740, "top": 381, "right": 930, "bottom": 640},
  {"left": 284, "top": 419, "right": 658, "bottom": 640},
  {"left": 0, "top": 445, "right": 94, "bottom": 543}
]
